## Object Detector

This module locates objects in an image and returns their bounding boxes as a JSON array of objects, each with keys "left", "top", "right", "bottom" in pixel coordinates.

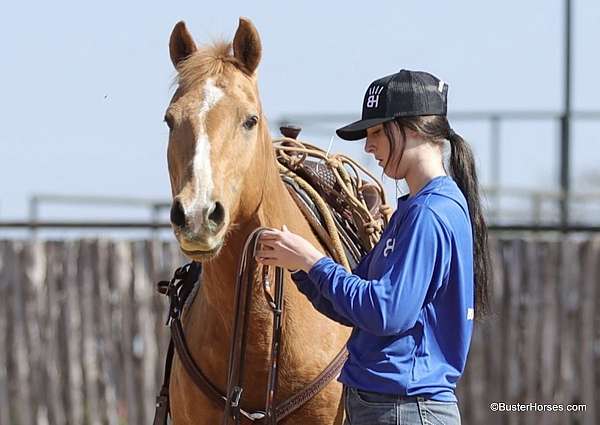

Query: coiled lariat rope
[{"left": 273, "top": 134, "right": 393, "bottom": 271}]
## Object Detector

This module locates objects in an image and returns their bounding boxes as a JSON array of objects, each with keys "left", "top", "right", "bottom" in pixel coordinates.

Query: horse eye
[{"left": 243, "top": 115, "right": 259, "bottom": 130}]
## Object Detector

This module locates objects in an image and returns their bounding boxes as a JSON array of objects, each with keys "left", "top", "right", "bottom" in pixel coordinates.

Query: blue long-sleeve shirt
[{"left": 291, "top": 175, "right": 474, "bottom": 402}]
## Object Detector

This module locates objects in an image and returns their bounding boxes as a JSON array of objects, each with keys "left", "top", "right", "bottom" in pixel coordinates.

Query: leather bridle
[{"left": 153, "top": 227, "right": 349, "bottom": 425}]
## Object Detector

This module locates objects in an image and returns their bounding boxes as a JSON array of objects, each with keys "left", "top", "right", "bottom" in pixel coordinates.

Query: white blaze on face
[{"left": 191, "top": 78, "right": 224, "bottom": 212}]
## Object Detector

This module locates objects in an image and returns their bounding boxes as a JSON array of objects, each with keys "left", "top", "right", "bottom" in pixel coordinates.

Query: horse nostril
[
  {"left": 207, "top": 201, "right": 225, "bottom": 227},
  {"left": 170, "top": 199, "right": 186, "bottom": 227}
]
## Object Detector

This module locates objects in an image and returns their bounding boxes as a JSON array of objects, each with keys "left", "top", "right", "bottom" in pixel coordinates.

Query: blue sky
[{"left": 1, "top": 0, "right": 599, "bottom": 227}]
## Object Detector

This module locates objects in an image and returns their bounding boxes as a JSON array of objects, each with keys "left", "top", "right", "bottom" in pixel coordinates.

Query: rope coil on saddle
[{"left": 273, "top": 125, "right": 392, "bottom": 271}]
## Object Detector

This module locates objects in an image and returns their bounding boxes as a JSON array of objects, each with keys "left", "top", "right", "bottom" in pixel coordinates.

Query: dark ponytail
[
  {"left": 383, "top": 116, "right": 491, "bottom": 320},
  {"left": 446, "top": 128, "right": 490, "bottom": 320}
]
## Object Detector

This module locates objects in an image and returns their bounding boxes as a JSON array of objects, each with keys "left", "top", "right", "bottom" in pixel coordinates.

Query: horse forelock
[{"left": 172, "top": 40, "right": 243, "bottom": 91}]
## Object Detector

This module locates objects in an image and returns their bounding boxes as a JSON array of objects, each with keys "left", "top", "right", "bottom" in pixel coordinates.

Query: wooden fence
[{"left": 0, "top": 236, "right": 599, "bottom": 425}]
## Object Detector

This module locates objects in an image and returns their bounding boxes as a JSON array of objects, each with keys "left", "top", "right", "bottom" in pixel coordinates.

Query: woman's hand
[{"left": 255, "top": 225, "right": 326, "bottom": 272}]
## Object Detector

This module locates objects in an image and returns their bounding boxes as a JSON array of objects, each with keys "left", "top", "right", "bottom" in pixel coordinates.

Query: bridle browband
[{"left": 153, "top": 227, "right": 349, "bottom": 425}]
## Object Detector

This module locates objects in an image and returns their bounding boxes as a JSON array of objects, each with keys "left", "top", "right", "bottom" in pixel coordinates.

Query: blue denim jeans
[{"left": 343, "top": 385, "right": 461, "bottom": 425}]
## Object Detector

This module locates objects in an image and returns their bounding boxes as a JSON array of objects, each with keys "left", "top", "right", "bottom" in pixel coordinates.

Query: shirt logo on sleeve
[
  {"left": 383, "top": 238, "right": 395, "bottom": 257},
  {"left": 467, "top": 308, "right": 474, "bottom": 320}
]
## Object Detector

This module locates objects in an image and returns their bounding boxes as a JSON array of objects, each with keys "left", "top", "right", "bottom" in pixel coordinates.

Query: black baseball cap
[{"left": 336, "top": 69, "right": 448, "bottom": 141}]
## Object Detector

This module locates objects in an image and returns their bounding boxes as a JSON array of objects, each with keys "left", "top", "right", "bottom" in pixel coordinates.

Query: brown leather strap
[
  {"left": 171, "top": 319, "right": 228, "bottom": 407},
  {"left": 222, "top": 229, "right": 263, "bottom": 425},
  {"left": 264, "top": 266, "right": 285, "bottom": 424},
  {"left": 152, "top": 340, "right": 174, "bottom": 425},
  {"left": 275, "top": 345, "right": 348, "bottom": 420}
]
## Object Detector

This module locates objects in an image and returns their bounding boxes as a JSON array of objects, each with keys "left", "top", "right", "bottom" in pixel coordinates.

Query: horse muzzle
[{"left": 170, "top": 197, "right": 228, "bottom": 260}]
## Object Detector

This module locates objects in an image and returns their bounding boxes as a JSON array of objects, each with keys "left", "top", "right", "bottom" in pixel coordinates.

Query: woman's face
[{"left": 365, "top": 123, "right": 408, "bottom": 178}]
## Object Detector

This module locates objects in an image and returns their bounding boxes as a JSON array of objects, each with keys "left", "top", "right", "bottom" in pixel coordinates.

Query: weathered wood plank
[
  {"left": 0, "top": 241, "right": 12, "bottom": 425},
  {"left": 150, "top": 240, "right": 169, "bottom": 390},
  {"left": 501, "top": 238, "right": 522, "bottom": 425},
  {"left": 64, "top": 240, "right": 84, "bottom": 425},
  {"left": 522, "top": 238, "right": 540, "bottom": 425},
  {"left": 539, "top": 239, "right": 560, "bottom": 425},
  {"left": 133, "top": 240, "right": 157, "bottom": 424},
  {"left": 114, "top": 240, "right": 140, "bottom": 425},
  {"left": 44, "top": 241, "right": 67, "bottom": 425},
  {"left": 557, "top": 238, "right": 578, "bottom": 410},
  {"left": 94, "top": 239, "right": 120, "bottom": 425},
  {"left": 79, "top": 240, "right": 102, "bottom": 425},
  {"left": 595, "top": 235, "right": 600, "bottom": 425},
  {"left": 21, "top": 240, "right": 49, "bottom": 425},
  {"left": 579, "top": 237, "right": 598, "bottom": 425},
  {"left": 485, "top": 235, "right": 503, "bottom": 425},
  {"left": 9, "top": 241, "right": 35, "bottom": 425},
  {"left": 468, "top": 316, "right": 486, "bottom": 424}
]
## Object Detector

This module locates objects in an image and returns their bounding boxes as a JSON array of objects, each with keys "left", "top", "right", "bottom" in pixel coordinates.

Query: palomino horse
[{"left": 164, "top": 17, "right": 352, "bottom": 424}]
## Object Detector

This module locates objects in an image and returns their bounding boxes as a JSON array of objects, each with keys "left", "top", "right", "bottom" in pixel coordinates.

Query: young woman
[{"left": 256, "top": 69, "right": 491, "bottom": 425}]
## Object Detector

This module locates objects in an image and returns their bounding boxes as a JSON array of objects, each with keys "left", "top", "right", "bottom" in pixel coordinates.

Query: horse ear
[
  {"left": 232, "top": 17, "right": 262, "bottom": 75},
  {"left": 169, "top": 21, "right": 198, "bottom": 69}
]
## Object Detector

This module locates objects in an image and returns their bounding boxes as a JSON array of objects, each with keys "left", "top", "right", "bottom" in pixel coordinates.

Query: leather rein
[{"left": 153, "top": 227, "right": 349, "bottom": 425}]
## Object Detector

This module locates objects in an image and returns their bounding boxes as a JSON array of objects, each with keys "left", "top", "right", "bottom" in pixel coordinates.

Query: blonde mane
[{"left": 173, "top": 41, "right": 242, "bottom": 90}]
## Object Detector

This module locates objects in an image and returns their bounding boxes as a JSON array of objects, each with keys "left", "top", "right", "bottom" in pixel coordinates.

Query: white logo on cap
[
  {"left": 366, "top": 85, "right": 384, "bottom": 108},
  {"left": 438, "top": 81, "right": 445, "bottom": 93}
]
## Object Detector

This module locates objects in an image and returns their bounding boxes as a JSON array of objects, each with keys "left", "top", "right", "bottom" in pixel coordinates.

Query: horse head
[{"left": 165, "top": 18, "right": 269, "bottom": 261}]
